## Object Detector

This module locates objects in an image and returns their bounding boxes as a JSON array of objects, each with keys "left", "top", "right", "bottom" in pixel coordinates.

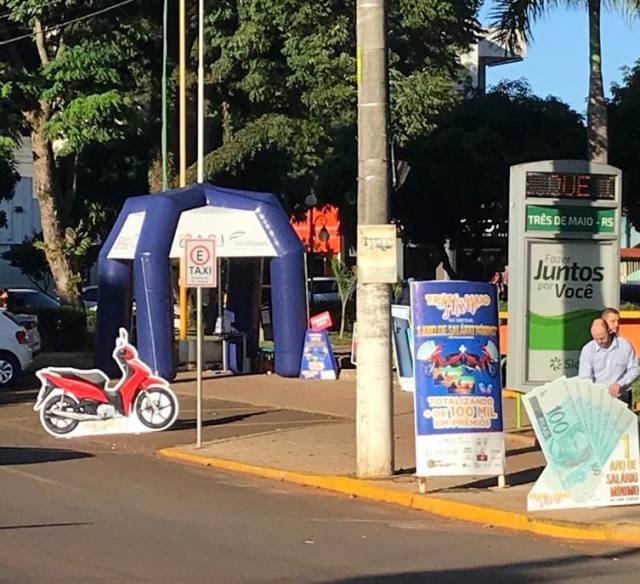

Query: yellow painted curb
[
  {"left": 158, "top": 447, "right": 640, "bottom": 546},
  {"left": 503, "top": 389, "right": 522, "bottom": 400}
]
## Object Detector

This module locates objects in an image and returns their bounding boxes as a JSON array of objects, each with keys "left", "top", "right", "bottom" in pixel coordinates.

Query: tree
[
  {"left": 609, "top": 59, "right": 640, "bottom": 228},
  {"left": 393, "top": 81, "right": 586, "bottom": 269},
  {"left": 0, "top": 76, "right": 21, "bottom": 226},
  {"left": 489, "top": 0, "right": 628, "bottom": 163},
  {"left": 0, "top": 1, "right": 162, "bottom": 304},
  {"left": 185, "top": 0, "right": 480, "bottom": 213},
  {"left": 331, "top": 256, "right": 356, "bottom": 338},
  {"left": 0, "top": 235, "right": 52, "bottom": 291}
]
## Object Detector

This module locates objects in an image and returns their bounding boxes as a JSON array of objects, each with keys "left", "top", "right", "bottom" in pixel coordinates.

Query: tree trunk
[
  {"left": 340, "top": 300, "right": 347, "bottom": 338},
  {"left": 587, "top": 0, "right": 608, "bottom": 163},
  {"left": 30, "top": 113, "right": 81, "bottom": 306}
]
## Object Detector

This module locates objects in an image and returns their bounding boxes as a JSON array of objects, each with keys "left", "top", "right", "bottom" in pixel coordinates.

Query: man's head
[
  {"left": 0, "top": 288, "right": 8, "bottom": 308},
  {"left": 591, "top": 318, "right": 612, "bottom": 349},
  {"left": 601, "top": 307, "right": 620, "bottom": 335}
]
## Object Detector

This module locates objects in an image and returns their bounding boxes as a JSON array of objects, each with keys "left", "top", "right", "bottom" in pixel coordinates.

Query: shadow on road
[
  {"left": 168, "top": 409, "right": 275, "bottom": 432},
  {"left": 0, "top": 522, "right": 93, "bottom": 531},
  {"left": 453, "top": 466, "right": 545, "bottom": 490},
  {"left": 506, "top": 445, "right": 541, "bottom": 457},
  {"left": 316, "top": 547, "right": 640, "bottom": 583},
  {"left": 0, "top": 387, "right": 38, "bottom": 406},
  {"left": 0, "top": 446, "right": 93, "bottom": 465}
]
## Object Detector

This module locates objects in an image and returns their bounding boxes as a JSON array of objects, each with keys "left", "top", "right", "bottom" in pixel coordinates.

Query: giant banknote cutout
[
  {"left": 524, "top": 377, "right": 640, "bottom": 511},
  {"left": 34, "top": 329, "right": 179, "bottom": 438}
]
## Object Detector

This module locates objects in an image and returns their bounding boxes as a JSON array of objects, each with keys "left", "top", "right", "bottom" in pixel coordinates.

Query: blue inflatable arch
[{"left": 96, "top": 184, "right": 307, "bottom": 379}]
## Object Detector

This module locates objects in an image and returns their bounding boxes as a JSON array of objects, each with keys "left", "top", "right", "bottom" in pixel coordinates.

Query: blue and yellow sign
[
  {"left": 299, "top": 330, "right": 339, "bottom": 380},
  {"left": 411, "top": 281, "right": 505, "bottom": 476}
]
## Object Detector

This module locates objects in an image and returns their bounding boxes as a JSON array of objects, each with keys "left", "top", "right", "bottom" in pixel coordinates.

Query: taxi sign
[{"left": 184, "top": 239, "right": 216, "bottom": 287}]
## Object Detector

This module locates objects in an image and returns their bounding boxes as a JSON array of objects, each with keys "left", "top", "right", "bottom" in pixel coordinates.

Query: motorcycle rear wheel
[
  {"left": 40, "top": 394, "right": 80, "bottom": 436},
  {"left": 134, "top": 387, "right": 178, "bottom": 430}
]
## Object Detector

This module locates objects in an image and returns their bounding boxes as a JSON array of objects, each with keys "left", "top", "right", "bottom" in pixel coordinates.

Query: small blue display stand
[{"left": 299, "top": 330, "right": 339, "bottom": 380}]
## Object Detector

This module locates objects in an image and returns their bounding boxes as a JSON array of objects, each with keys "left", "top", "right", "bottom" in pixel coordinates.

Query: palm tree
[{"left": 490, "top": 0, "right": 628, "bottom": 163}]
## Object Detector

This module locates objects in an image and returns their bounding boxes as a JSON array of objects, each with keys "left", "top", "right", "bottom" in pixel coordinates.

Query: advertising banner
[
  {"left": 524, "top": 377, "right": 640, "bottom": 511},
  {"left": 411, "top": 281, "right": 505, "bottom": 476},
  {"left": 527, "top": 241, "right": 614, "bottom": 382},
  {"left": 299, "top": 330, "right": 339, "bottom": 380}
]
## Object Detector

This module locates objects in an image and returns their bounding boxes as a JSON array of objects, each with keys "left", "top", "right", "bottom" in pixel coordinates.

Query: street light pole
[{"left": 355, "top": 0, "right": 394, "bottom": 477}]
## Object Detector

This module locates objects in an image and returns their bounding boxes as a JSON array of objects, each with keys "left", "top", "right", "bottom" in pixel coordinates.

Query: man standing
[
  {"left": 579, "top": 318, "right": 639, "bottom": 409},
  {"left": 601, "top": 307, "right": 621, "bottom": 337}
]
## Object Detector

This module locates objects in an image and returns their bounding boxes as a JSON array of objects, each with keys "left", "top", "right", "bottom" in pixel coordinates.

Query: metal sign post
[
  {"left": 185, "top": 238, "right": 217, "bottom": 447},
  {"left": 507, "top": 160, "right": 621, "bottom": 393}
]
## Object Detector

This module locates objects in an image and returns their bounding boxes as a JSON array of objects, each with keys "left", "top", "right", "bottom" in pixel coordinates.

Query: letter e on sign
[{"left": 185, "top": 238, "right": 217, "bottom": 287}]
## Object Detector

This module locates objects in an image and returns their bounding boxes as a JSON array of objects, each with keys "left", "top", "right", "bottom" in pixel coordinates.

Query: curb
[{"left": 158, "top": 447, "right": 640, "bottom": 546}]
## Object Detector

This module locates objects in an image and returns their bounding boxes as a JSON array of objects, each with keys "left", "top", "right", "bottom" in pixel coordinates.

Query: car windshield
[{"left": 11, "top": 290, "right": 60, "bottom": 309}]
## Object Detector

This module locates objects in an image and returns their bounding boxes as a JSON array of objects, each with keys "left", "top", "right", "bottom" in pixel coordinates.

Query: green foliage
[
  {"left": 331, "top": 256, "right": 357, "bottom": 338},
  {"left": 610, "top": 60, "right": 640, "bottom": 229},
  {"left": 0, "top": 66, "right": 21, "bottom": 220},
  {"left": 30, "top": 306, "right": 91, "bottom": 352},
  {"left": 1, "top": 206, "right": 103, "bottom": 289},
  {"left": 193, "top": 0, "right": 480, "bottom": 211},
  {"left": 86, "top": 309, "right": 97, "bottom": 335},
  {"left": 0, "top": 235, "right": 52, "bottom": 291},
  {"left": 332, "top": 256, "right": 357, "bottom": 303},
  {"left": 0, "top": 0, "right": 162, "bottom": 298},
  {"left": 394, "top": 81, "right": 586, "bottom": 251},
  {"left": 489, "top": 0, "right": 639, "bottom": 162}
]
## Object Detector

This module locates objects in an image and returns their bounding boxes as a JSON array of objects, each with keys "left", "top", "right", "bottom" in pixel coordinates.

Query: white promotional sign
[
  {"left": 527, "top": 241, "right": 616, "bottom": 382},
  {"left": 525, "top": 377, "right": 640, "bottom": 511},
  {"left": 507, "top": 160, "right": 621, "bottom": 393},
  {"left": 107, "top": 211, "right": 146, "bottom": 259},
  {"left": 170, "top": 206, "right": 277, "bottom": 258},
  {"left": 357, "top": 225, "right": 398, "bottom": 284},
  {"left": 185, "top": 239, "right": 217, "bottom": 288}
]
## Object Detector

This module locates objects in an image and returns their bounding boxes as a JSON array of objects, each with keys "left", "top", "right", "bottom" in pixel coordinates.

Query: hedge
[{"left": 28, "top": 306, "right": 93, "bottom": 352}]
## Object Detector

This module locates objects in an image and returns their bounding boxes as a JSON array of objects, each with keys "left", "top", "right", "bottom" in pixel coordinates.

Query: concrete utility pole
[{"left": 355, "top": 0, "right": 394, "bottom": 477}]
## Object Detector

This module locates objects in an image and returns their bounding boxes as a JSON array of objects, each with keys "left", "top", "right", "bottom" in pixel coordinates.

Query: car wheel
[{"left": 0, "top": 352, "right": 20, "bottom": 387}]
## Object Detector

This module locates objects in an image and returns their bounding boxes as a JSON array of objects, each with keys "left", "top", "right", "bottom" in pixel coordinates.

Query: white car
[
  {"left": 0, "top": 311, "right": 33, "bottom": 386},
  {"left": 10, "top": 312, "right": 41, "bottom": 353}
]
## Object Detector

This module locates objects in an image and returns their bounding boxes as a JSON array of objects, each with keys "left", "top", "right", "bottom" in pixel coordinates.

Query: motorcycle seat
[{"left": 47, "top": 368, "right": 110, "bottom": 389}]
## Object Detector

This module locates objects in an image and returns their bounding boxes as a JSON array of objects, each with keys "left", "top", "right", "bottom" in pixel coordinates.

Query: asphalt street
[{"left": 1, "top": 386, "right": 639, "bottom": 583}]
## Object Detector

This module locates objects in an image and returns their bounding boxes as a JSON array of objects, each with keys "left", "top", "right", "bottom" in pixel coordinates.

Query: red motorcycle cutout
[{"left": 34, "top": 328, "right": 179, "bottom": 437}]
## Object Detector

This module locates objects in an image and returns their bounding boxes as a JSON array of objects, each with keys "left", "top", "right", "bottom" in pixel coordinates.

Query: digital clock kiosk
[{"left": 507, "top": 160, "right": 621, "bottom": 392}]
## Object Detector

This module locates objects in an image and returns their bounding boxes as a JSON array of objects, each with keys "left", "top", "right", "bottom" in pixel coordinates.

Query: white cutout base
[{"left": 54, "top": 414, "right": 160, "bottom": 438}]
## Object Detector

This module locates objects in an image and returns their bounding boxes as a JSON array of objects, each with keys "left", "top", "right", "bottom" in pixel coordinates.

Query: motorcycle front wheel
[
  {"left": 40, "top": 394, "right": 80, "bottom": 436},
  {"left": 134, "top": 387, "right": 178, "bottom": 430}
]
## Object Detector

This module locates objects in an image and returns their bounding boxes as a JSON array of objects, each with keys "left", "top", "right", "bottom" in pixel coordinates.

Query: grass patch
[{"left": 633, "top": 379, "right": 640, "bottom": 405}]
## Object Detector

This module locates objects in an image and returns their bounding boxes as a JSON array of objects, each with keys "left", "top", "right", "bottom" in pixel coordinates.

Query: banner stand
[{"left": 411, "top": 280, "right": 506, "bottom": 489}]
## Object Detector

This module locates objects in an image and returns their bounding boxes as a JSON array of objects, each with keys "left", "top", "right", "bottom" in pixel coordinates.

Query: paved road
[{"left": 1, "top": 390, "right": 640, "bottom": 583}]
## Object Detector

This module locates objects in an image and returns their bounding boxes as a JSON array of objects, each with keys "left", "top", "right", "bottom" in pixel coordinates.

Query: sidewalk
[{"left": 160, "top": 370, "right": 640, "bottom": 545}]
